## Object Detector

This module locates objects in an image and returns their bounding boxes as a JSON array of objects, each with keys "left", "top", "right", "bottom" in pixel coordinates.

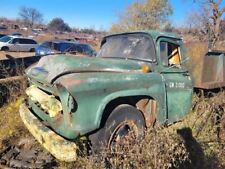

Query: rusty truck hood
[{"left": 26, "top": 55, "right": 145, "bottom": 84}]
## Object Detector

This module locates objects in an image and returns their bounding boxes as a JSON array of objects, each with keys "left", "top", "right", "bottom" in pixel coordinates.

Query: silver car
[{"left": 0, "top": 35, "right": 38, "bottom": 52}]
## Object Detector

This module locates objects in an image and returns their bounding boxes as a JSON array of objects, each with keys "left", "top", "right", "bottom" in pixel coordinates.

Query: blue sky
[{"left": 0, "top": 0, "right": 217, "bottom": 30}]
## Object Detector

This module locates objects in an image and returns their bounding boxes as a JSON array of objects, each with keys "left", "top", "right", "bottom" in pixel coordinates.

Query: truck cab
[{"left": 20, "top": 30, "right": 193, "bottom": 161}]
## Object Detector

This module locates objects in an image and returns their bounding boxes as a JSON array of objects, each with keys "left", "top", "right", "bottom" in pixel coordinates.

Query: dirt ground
[
  {"left": 0, "top": 98, "right": 58, "bottom": 169},
  {"left": 0, "top": 51, "right": 35, "bottom": 60}
]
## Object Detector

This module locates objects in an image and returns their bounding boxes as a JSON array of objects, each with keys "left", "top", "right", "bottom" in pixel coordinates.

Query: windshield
[
  {"left": 0, "top": 36, "right": 12, "bottom": 43},
  {"left": 97, "top": 33, "right": 156, "bottom": 61}
]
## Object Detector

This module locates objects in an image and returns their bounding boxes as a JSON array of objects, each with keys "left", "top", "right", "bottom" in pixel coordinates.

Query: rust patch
[
  {"left": 60, "top": 78, "right": 82, "bottom": 87},
  {"left": 136, "top": 99, "right": 157, "bottom": 127}
]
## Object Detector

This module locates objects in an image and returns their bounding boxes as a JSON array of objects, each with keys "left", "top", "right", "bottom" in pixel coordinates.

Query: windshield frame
[{"left": 99, "top": 32, "right": 157, "bottom": 63}]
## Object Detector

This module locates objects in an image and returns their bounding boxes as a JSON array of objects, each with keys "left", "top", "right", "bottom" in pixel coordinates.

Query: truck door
[{"left": 158, "top": 39, "right": 193, "bottom": 123}]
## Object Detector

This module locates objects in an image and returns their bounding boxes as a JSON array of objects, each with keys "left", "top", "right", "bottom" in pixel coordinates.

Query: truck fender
[{"left": 95, "top": 89, "right": 166, "bottom": 129}]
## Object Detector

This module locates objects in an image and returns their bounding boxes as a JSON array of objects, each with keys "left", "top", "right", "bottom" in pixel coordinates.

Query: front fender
[{"left": 55, "top": 72, "right": 166, "bottom": 137}]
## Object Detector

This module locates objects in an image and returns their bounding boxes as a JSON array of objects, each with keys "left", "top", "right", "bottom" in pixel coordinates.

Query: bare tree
[
  {"left": 19, "top": 6, "right": 43, "bottom": 28},
  {"left": 188, "top": 0, "right": 225, "bottom": 48},
  {"left": 208, "top": 0, "right": 225, "bottom": 46}
]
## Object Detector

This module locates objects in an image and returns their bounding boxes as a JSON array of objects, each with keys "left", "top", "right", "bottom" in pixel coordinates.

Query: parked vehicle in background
[
  {"left": 0, "top": 34, "right": 6, "bottom": 38},
  {"left": 0, "top": 35, "right": 38, "bottom": 52},
  {"left": 11, "top": 33, "right": 23, "bottom": 36},
  {"left": 60, "top": 38, "right": 77, "bottom": 42},
  {"left": 35, "top": 40, "right": 96, "bottom": 56},
  {"left": 0, "top": 24, "right": 7, "bottom": 30}
]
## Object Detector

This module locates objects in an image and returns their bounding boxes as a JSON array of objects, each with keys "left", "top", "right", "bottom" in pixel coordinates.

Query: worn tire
[
  {"left": 1, "top": 46, "right": 9, "bottom": 51},
  {"left": 89, "top": 104, "right": 145, "bottom": 153}
]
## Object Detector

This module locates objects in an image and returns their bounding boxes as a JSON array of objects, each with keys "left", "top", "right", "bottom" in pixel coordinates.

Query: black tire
[
  {"left": 89, "top": 104, "right": 145, "bottom": 153},
  {"left": 29, "top": 48, "right": 35, "bottom": 52},
  {"left": 1, "top": 46, "right": 9, "bottom": 51}
]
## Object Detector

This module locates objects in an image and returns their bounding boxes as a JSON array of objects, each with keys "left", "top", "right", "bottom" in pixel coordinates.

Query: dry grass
[
  {"left": 0, "top": 97, "right": 29, "bottom": 146},
  {"left": 58, "top": 91, "right": 225, "bottom": 169},
  {"left": 170, "top": 91, "right": 225, "bottom": 169},
  {"left": 0, "top": 78, "right": 29, "bottom": 150},
  {"left": 58, "top": 128, "right": 189, "bottom": 169}
]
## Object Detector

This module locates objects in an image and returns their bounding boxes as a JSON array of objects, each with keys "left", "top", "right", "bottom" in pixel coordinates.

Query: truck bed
[{"left": 185, "top": 42, "right": 225, "bottom": 89}]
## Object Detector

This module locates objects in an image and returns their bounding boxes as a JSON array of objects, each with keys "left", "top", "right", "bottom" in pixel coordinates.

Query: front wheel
[{"left": 89, "top": 104, "right": 146, "bottom": 153}]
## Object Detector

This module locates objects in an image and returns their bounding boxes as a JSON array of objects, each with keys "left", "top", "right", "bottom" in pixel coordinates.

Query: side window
[
  {"left": 19, "top": 38, "right": 27, "bottom": 44},
  {"left": 61, "top": 43, "right": 72, "bottom": 52},
  {"left": 27, "top": 39, "right": 37, "bottom": 44},
  {"left": 12, "top": 38, "right": 19, "bottom": 44},
  {"left": 73, "top": 45, "right": 83, "bottom": 53},
  {"left": 53, "top": 43, "right": 60, "bottom": 51},
  {"left": 160, "top": 41, "right": 181, "bottom": 67},
  {"left": 19, "top": 39, "right": 37, "bottom": 44},
  {"left": 78, "top": 46, "right": 84, "bottom": 53}
]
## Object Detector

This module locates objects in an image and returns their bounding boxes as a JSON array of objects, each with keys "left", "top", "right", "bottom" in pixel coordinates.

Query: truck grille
[{"left": 26, "top": 85, "right": 62, "bottom": 118}]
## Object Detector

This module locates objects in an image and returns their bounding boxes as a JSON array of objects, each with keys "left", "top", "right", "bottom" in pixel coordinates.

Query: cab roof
[
  {"left": 143, "top": 30, "right": 181, "bottom": 40},
  {"left": 105, "top": 30, "right": 181, "bottom": 41}
]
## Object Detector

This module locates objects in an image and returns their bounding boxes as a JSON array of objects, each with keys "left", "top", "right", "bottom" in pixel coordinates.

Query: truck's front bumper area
[{"left": 19, "top": 103, "right": 77, "bottom": 162}]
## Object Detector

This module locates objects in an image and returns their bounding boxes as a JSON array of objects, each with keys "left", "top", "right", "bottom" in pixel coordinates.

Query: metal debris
[{"left": 0, "top": 144, "right": 56, "bottom": 169}]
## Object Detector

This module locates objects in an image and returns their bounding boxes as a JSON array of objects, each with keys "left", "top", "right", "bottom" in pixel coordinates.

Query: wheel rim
[{"left": 108, "top": 120, "right": 139, "bottom": 151}]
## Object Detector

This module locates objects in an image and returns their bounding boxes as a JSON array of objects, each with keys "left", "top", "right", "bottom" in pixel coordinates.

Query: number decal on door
[{"left": 168, "top": 82, "right": 185, "bottom": 88}]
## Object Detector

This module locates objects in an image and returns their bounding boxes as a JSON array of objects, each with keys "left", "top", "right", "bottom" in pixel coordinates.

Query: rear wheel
[
  {"left": 89, "top": 104, "right": 146, "bottom": 153},
  {"left": 1, "top": 46, "right": 9, "bottom": 51}
]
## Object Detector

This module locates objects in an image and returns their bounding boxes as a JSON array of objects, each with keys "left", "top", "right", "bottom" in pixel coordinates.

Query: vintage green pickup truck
[{"left": 19, "top": 30, "right": 225, "bottom": 161}]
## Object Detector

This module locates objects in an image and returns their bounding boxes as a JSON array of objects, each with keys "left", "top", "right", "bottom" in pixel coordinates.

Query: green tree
[
  {"left": 48, "top": 18, "right": 71, "bottom": 32},
  {"left": 110, "top": 0, "right": 172, "bottom": 32}
]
